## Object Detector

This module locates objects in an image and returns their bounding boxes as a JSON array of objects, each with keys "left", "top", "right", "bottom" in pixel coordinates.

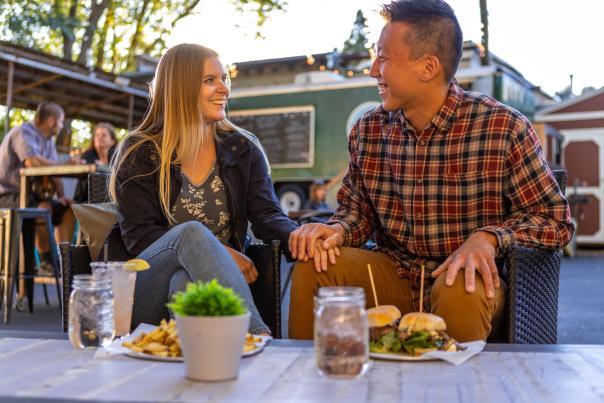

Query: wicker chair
[
  {"left": 59, "top": 172, "right": 283, "bottom": 337},
  {"left": 501, "top": 169, "right": 566, "bottom": 344}
]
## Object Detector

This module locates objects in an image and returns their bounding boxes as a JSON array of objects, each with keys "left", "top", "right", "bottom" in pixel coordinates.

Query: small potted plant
[{"left": 168, "top": 279, "right": 250, "bottom": 381}]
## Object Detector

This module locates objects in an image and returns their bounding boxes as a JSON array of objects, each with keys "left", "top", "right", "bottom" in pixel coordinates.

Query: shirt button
[
  {"left": 232, "top": 146, "right": 237, "bottom": 151},
  {"left": 416, "top": 212, "right": 422, "bottom": 218},
  {"left": 419, "top": 140, "right": 426, "bottom": 146},
  {"left": 416, "top": 179, "right": 422, "bottom": 185}
]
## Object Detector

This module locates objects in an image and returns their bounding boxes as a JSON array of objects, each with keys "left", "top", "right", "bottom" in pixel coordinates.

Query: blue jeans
[{"left": 132, "top": 221, "right": 270, "bottom": 334}]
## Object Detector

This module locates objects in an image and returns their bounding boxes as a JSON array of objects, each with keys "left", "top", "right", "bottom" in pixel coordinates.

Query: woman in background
[
  {"left": 82, "top": 123, "right": 118, "bottom": 166},
  {"left": 73, "top": 123, "right": 118, "bottom": 203}
]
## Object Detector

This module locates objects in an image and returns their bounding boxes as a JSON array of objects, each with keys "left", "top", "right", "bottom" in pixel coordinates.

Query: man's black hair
[{"left": 381, "top": 0, "right": 463, "bottom": 82}]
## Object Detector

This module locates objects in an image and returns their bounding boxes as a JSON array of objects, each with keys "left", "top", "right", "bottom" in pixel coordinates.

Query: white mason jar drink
[
  {"left": 314, "top": 287, "right": 369, "bottom": 379},
  {"left": 68, "top": 274, "right": 115, "bottom": 349}
]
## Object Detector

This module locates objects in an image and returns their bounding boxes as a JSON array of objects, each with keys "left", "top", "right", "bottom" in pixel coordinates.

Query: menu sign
[{"left": 228, "top": 106, "right": 315, "bottom": 168}]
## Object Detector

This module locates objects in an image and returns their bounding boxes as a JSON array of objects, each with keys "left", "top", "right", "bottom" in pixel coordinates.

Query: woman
[
  {"left": 73, "top": 123, "right": 118, "bottom": 203},
  {"left": 84, "top": 122, "right": 118, "bottom": 166},
  {"left": 104, "top": 44, "right": 298, "bottom": 335}
]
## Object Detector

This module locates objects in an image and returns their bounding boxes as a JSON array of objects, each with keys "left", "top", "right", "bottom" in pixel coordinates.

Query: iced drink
[{"left": 91, "top": 262, "right": 136, "bottom": 337}]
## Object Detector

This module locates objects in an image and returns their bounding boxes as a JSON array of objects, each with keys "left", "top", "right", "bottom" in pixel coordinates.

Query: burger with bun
[{"left": 367, "top": 307, "right": 464, "bottom": 356}]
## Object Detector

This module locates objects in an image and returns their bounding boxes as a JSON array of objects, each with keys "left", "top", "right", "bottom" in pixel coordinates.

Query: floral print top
[{"left": 171, "top": 161, "right": 232, "bottom": 244}]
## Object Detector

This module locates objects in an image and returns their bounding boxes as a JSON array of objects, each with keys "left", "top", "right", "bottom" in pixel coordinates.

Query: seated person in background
[
  {"left": 105, "top": 43, "right": 301, "bottom": 334},
  {"left": 303, "top": 180, "right": 330, "bottom": 211},
  {"left": 73, "top": 122, "right": 118, "bottom": 203},
  {"left": 302, "top": 169, "right": 347, "bottom": 211},
  {"left": 81, "top": 122, "right": 118, "bottom": 166},
  {"left": 0, "top": 102, "right": 79, "bottom": 275},
  {"left": 288, "top": 0, "right": 574, "bottom": 341}
]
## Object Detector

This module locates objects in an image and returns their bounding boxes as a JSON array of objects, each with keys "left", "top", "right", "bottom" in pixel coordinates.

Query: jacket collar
[{"left": 216, "top": 130, "right": 251, "bottom": 167}]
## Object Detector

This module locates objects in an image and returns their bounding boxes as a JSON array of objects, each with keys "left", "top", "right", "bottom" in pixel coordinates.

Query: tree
[
  {"left": 0, "top": 0, "right": 285, "bottom": 146},
  {"left": 342, "top": 9, "right": 370, "bottom": 54},
  {"left": 0, "top": 0, "right": 286, "bottom": 73},
  {"left": 0, "top": 107, "right": 34, "bottom": 142}
]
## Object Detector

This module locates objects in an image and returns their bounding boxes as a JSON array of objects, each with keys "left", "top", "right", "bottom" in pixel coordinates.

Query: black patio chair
[
  {"left": 59, "top": 172, "right": 283, "bottom": 337},
  {"left": 500, "top": 169, "right": 566, "bottom": 344}
]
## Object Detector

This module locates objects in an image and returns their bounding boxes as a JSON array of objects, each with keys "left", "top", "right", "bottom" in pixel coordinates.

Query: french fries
[
  {"left": 121, "top": 319, "right": 263, "bottom": 358},
  {"left": 243, "top": 333, "right": 262, "bottom": 353},
  {"left": 122, "top": 319, "right": 181, "bottom": 358}
]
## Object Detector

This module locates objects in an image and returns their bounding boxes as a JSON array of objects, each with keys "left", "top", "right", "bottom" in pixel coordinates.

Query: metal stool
[{"left": 0, "top": 208, "right": 62, "bottom": 324}]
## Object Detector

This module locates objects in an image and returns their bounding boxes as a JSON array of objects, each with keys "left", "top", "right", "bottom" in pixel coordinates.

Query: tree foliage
[
  {"left": 342, "top": 9, "right": 370, "bottom": 54},
  {"left": 0, "top": 0, "right": 286, "bottom": 73}
]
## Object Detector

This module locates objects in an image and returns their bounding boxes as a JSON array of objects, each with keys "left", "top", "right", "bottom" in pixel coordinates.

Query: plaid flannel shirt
[{"left": 328, "top": 83, "right": 574, "bottom": 311}]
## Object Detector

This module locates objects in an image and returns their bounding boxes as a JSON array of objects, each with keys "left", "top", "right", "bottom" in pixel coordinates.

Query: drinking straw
[
  {"left": 367, "top": 264, "right": 379, "bottom": 307},
  {"left": 419, "top": 264, "right": 425, "bottom": 313}
]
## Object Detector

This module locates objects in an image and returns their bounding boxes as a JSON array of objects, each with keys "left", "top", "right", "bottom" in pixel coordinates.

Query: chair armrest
[
  {"left": 505, "top": 245, "right": 562, "bottom": 344},
  {"left": 246, "top": 240, "right": 281, "bottom": 338},
  {"left": 59, "top": 243, "right": 93, "bottom": 332}
]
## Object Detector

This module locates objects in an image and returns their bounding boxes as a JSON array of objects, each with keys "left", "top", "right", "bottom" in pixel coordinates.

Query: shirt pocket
[{"left": 439, "top": 171, "right": 501, "bottom": 224}]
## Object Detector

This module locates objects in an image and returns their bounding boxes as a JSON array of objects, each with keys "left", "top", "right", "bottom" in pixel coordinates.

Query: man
[
  {"left": 0, "top": 102, "right": 77, "bottom": 278},
  {"left": 288, "top": 0, "right": 574, "bottom": 341}
]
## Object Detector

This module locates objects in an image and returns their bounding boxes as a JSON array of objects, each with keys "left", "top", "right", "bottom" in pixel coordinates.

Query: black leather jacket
[{"left": 104, "top": 130, "right": 298, "bottom": 261}]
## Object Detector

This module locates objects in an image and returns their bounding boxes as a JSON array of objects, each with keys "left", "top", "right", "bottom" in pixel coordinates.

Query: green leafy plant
[{"left": 167, "top": 279, "right": 247, "bottom": 317}]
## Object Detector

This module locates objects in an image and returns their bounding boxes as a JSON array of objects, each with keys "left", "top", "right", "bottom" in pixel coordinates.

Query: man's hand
[
  {"left": 431, "top": 231, "right": 500, "bottom": 298},
  {"left": 224, "top": 245, "right": 258, "bottom": 284},
  {"left": 289, "top": 223, "right": 345, "bottom": 262}
]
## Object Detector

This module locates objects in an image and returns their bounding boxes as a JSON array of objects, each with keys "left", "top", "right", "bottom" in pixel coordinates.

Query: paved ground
[
  {"left": 2, "top": 251, "right": 603, "bottom": 344},
  {"left": 557, "top": 254, "right": 604, "bottom": 344}
]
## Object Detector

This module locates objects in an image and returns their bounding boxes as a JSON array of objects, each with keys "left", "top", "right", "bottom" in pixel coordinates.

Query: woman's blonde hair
[{"left": 109, "top": 43, "right": 264, "bottom": 224}]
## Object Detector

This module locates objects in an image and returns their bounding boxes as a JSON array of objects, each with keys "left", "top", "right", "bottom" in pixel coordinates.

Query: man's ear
[{"left": 417, "top": 55, "right": 441, "bottom": 82}]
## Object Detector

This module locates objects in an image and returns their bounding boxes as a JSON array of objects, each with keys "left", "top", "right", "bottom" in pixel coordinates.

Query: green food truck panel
[{"left": 228, "top": 83, "right": 381, "bottom": 182}]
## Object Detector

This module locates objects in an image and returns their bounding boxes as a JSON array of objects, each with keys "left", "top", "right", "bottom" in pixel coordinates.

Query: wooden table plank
[
  {"left": 0, "top": 337, "right": 604, "bottom": 402},
  {"left": 19, "top": 164, "right": 98, "bottom": 178}
]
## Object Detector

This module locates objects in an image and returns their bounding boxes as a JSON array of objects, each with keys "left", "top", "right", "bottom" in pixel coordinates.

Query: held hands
[
  {"left": 431, "top": 231, "right": 501, "bottom": 298},
  {"left": 289, "top": 223, "right": 344, "bottom": 272},
  {"left": 224, "top": 245, "right": 258, "bottom": 284}
]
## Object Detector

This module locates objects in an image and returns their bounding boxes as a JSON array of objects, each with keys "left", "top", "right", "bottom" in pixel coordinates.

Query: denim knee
[{"left": 175, "top": 221, "right": 216, "bottom": 246}]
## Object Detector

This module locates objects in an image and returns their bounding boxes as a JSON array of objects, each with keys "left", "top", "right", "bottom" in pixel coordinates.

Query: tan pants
[{"left": 289, "top": 247, "right": 506, "bottom": 342}]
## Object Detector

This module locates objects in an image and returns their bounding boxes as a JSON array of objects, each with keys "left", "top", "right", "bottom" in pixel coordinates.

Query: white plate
[
  {"left": 369, "top": 340, "right": 485, "bottom": 364},
  {"left": 124, "top": 335, "right": 272, "bottom": 362},
  {"left": 370, "top": 351, "right": 438, "bottom": 362}
]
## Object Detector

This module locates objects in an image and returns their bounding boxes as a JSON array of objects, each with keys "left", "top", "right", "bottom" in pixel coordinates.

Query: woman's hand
[
  {"left": 224, "top": 245, "right": 258, "bottom": 284},
  {"left": 311, "top": 240, "right": 341, "bottom": 273}
]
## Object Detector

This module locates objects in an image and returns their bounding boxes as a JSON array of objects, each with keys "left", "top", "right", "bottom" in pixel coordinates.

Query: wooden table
[
  {"left": 19, "top": 164, "right": 97, "bottom": 208},
  {"left": 16, "top": 164, "right": 98, "bottom": 301},
  {"left": 0, "top": 332, "right": 603, "bottom": 403}
]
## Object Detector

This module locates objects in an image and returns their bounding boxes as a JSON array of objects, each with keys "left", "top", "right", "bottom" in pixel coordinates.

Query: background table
[
  {"left": 0, "top": 332, "right": 603, "bottom": 402},
  {"left": 19, "top": 164, "right": 98, "bottom": 208}
]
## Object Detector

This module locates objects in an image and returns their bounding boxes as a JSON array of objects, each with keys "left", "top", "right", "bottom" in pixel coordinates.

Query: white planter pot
[{"left": 175, "top": 312, "right": 251, "bottom": 382}]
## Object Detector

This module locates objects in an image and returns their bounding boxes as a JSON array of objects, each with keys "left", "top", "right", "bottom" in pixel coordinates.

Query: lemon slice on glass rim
[{"left": 124, "top": 259, "right": 150, "bottom": 271}]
